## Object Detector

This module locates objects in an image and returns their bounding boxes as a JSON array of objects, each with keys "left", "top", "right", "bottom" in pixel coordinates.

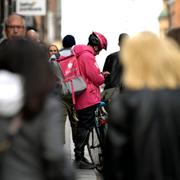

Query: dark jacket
[
  {"left": 1, "top": 97, "right": 75, "bottom": 180},
  {"left": 103, "top": 51, "right": 123, "bottom": 90},
  {"left": 103, "top": 88, "right": 180, "bottom": 180}
]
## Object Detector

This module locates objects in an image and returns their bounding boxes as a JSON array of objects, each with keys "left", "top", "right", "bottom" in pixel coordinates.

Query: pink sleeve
[{"left": 82, "top": 53, "right": 104, "bottom": 86}]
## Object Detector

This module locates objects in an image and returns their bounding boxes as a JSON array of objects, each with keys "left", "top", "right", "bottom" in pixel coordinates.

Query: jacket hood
[{"left": 73, "top": 44, "right": 95, "bottom": 57}]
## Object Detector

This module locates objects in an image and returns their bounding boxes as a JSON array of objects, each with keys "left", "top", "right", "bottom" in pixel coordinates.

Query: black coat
[
  {"left": 103, "top": 51, "right": 123, "bottom": 90},
  {"left": 103, "top": 89, "right": 180, "bottom": 180}
]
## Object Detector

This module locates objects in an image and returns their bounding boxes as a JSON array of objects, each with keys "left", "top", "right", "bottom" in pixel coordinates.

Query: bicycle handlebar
[{"left": 98, "top": 101, "right": 107, "bottom": 108}]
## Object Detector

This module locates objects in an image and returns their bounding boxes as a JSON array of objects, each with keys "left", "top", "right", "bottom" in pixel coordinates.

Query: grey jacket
[{"left": 1, "top": 97, "right": 75, "bottom": 180}]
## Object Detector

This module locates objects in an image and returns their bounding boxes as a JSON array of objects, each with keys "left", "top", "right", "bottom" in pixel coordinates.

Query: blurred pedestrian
[
  {"left": 26, "top": 27, "right": 40, "bottom": 42},
  {"left": 102, "top": 33, "right": 129, "bottom": 104},
  {"left": 103, "top": 31, "right": 180, "bottom": 180},
  {"left": 4, "top": 13, "right": 26, "bottom": 40},
  {"left": 50, "top": 34, "right": 78, "bottom": 145},
  {"left": 26, "top": 26, "right": 48, "bottom": 54},
  {"left": 72, "top": 31, "right": 108, "bottom": 169},
  {"left": 48, "top": 44, "right": 59, "bottom": 59},
  {"left": 0, "top": 38, "right": 75, "bottom": 180}
]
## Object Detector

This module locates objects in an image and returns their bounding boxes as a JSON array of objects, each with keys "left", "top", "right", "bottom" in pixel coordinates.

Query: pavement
[{"left": 64, "top": 119, "right": 103, "bottom": 180}]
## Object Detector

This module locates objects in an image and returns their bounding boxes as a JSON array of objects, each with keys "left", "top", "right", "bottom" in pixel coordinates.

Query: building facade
[
  {"left": 159, "top": 0, "right": 170, "bottom": 37},
  {"left": 159, "top": 0, "right": 180, "bottom": 36},
  {"left": 168, "top": 0, "right": 180, "bottom": 27}
]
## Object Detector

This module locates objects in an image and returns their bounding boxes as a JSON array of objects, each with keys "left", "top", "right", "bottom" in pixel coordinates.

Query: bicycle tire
[
  {"left": 87, "top": 102, "right": 108, "bottom": 173},
  {"left": 87, "top": 125, "right": 103, "bottom": 173}
]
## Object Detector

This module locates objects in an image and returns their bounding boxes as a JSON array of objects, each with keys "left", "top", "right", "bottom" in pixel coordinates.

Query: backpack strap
[{"left": 70, "top": 80, "right": 75, "bottom": 105}]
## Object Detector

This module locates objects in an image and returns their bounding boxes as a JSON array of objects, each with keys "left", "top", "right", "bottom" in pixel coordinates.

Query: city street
[{"left": 64, "top": 119, "right": 103, "bottom": 180}]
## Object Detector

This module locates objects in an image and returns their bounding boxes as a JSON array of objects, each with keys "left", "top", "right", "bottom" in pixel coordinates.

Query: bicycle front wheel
[{"left": 87, "top": 126, "right": 103, "bottom": 173}]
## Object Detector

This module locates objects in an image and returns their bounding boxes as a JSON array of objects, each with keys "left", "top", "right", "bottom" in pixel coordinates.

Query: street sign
[{"left": 16, "top": 0, "right": 46, "bottom": 16}]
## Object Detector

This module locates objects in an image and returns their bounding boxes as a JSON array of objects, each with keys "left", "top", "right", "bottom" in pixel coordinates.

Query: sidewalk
[{"left": 64, "top": 119, "right": 103, "bottom": 180}]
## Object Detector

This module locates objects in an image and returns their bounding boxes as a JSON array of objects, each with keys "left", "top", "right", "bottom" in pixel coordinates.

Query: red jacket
[{"left": 73, "top": 45, "right": 104, "bottom": 110}]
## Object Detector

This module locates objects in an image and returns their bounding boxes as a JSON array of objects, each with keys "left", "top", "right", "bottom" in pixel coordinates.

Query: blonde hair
[{"left": 121, "top": 31, "right": 180, "bottom": 89}]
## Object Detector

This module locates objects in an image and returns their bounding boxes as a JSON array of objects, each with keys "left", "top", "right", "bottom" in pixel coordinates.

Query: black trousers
[{"left": 74, "top": 104, "right": 97, "bottom": 160}]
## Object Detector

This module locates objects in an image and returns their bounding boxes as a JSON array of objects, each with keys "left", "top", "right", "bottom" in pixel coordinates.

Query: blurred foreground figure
[
  {"left": 0, "top": 38, "right": 75, "bottom": 180},
  {"left": 103, "top": 31, "right": 180, "bottom": 180}
]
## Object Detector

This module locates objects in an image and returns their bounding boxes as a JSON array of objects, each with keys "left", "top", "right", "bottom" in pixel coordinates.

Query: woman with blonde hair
[
  {"left": 48, "top": 44, "right": 59, "bottom": 60},
  {"left": 122, "top": 31, "right": 180, "bottom": 89},
  {"left": 103, "top": 31, "right": 180, "bottom": 180}
]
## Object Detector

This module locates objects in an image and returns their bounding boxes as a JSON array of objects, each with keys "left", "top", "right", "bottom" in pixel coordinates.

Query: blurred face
[
  {"left": 26, "top": 30, "right": 40, "bottom": 42},
  {"left": 48, "top": 45, "right": 58, "bottom": 57},
  {"left": 5, "top": 15, "right": 26, "bottom": 39}
]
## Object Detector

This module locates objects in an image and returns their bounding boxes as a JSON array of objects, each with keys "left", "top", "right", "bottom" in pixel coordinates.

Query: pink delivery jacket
[{"left": 73, "top": 45, "right": 104, "bottom": 110}]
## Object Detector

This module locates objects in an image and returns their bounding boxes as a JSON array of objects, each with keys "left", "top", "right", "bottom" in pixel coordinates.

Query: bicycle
[{"left": 87, "top": 101, "right": 108, "bottom": 173}]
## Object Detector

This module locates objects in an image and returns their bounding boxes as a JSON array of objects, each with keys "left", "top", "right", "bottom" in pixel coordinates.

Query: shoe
[{"left": 74, "top": 158, "right": 94, "bottom": 169}]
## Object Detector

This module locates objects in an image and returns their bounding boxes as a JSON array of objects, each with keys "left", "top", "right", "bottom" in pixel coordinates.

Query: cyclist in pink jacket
[{"left": 73, "top": 32, "right": 109, "bottom": 169}]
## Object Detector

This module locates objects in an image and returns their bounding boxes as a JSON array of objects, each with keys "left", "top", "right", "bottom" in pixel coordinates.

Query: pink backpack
[{"left": 52, "top": 52, "right": 87, "bottom": 104}]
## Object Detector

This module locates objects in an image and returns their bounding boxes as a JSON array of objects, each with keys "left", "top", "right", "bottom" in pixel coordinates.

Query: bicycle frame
[{"left": 87, "top": 101, "right": 108, "bottom": 173}]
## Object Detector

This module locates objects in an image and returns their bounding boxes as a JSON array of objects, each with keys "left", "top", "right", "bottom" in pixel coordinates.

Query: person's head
[
  {"left": 48, "top": 44, "right": 59, "bottom": 58},
  {"left": 0, "top": 38, "right": 55, "bottom": 119},
  {"left": 88, "top": 31, "right": 108, "bottom": 55},
  {"left": 5, "top": 13, "right": 26, "bottom": 39},
  {"left": 62, "top": 35, "right": 76, "bottom": 48},
  {"left": 121, "top": 31, "right": 180, "bottom": 89},
  {"left": 118, "top": 33, "right": 129, "bottom": 47},
  {"left": 166, "top": 27, "right": 180, "bottom": 47},
  {"left": 26, "top": 29, "right": 40, "bottom": 42}
]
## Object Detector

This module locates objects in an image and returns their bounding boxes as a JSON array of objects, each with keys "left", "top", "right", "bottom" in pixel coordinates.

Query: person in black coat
[
  {"left": 102, "top": 33, "right": 129, "bottom": 104},
  {"left": 103, "top": 31, "right": 180, "bottom": 180}
]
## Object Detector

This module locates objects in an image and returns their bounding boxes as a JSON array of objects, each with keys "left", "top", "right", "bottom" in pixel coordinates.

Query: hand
[{"left": 102, "top": 71, "right": 110, "bottom": 78}]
